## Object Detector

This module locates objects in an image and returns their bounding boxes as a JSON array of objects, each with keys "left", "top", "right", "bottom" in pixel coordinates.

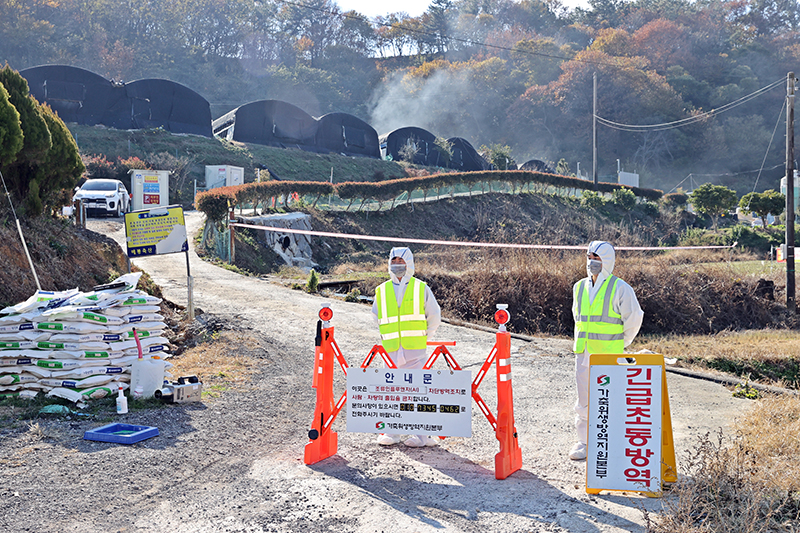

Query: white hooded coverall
[
  {"left": 371, "top": 247, "right": 442, "bottom": 369},
  {"left": 571, "top": 241, "right": 644, "bottom": 446}
]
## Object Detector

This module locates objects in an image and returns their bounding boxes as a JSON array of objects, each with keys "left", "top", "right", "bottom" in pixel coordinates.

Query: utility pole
[
  {"left": 593, "top": 72, "right": 598, "bottom": 189},
  {"left": 786, "top": 72, "right": 796, "bottom": 313}
]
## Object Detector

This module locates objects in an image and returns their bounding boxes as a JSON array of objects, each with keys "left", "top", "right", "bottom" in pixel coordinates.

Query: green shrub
[
  {"left": 306, "top": 269, "right": 319, "bottom": 293},
  {"left": 611, "top": 187, "right": 636, "bottom": 210},
  {"left": 580, "top": 190, "right": 604, "bottom": 209},
  {"left": 345, "top": 288, "right": 361, "bottom": 302},
  {"left": 662, "top": 191, "right": 689, "bottom": 209},
  {"left": 640, "top": 201, "right": 660, "bottom": 218}
]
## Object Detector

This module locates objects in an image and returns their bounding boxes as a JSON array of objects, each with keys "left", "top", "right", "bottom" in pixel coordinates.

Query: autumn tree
[
  {"left": 374, "top": 13, "right": 416, "bottom": 57},
  {"left": 507, "top": 50, "right": 687, "bottom": 177},
  {"left": 510, "top": 38, "right": 568, "bottom": 86},
  {"left": 589, "top": 28, "right": 630, "bottom": 57},
  {"left": 630, "top": 19, "right": 692, "bottom": 74}
]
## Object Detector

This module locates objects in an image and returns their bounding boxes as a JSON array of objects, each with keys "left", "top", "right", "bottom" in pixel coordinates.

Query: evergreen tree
[{"left": 0, "top": 66, "right": 84, "bottom": 216}]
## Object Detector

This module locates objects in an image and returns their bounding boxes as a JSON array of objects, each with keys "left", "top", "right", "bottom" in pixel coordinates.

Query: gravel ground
[{"left": 0, "top": 212, "right": 754, "bottom": 533}]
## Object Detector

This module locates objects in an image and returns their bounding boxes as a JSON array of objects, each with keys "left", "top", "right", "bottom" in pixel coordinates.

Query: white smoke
[{"left": 366, "top": 68, "right": 491, "bottom": 145}]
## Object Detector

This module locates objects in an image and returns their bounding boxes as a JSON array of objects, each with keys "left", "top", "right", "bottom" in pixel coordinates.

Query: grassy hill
[{"left": 68, "top": 124, "right": 408, "bottom": 188}]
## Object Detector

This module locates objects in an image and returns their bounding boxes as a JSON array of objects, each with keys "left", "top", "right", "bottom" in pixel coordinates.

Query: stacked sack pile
[{"left": 0, "top": 273, "right": 171, "bottom": 408}]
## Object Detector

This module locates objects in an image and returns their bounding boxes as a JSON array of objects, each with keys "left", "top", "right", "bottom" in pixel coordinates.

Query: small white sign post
[{"left": 347, "top": 368, "right": 472, "bottom": 437}]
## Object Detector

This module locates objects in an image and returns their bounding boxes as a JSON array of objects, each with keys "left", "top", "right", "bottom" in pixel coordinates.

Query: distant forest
[{"left": 2, "top": 0, "right": 799, "bottom": 193}]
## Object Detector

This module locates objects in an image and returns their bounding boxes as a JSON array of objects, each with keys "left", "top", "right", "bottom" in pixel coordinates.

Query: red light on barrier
[
  {"left": 494, "top": 309, "right": 509, "bottom": 325},
  {"left": 319, "top": 307, "right": 333, "bottom": 321}
]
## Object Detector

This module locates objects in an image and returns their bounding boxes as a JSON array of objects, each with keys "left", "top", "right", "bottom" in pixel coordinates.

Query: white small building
[
  {"left": 205, "top": 165, "right": 244, "bottom": 190},
  {"left": 618, "top": 171, "right": 639, "bottom": 188}
]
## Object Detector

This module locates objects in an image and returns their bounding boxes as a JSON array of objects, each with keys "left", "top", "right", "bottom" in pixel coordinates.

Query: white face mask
[
  {"left": 390, "top": 264, "right": 407, "bottom": 278},
  {"left": 587, "top": 259, "right": 602, "bottom": 276}
]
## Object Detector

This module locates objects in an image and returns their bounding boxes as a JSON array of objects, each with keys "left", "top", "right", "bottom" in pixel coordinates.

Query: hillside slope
[
  {"left": 68, "top": 124, "right": 408, "bottom": 189},
  {"left": 223, "top": 192, "right": 787, "bottom": 338},
  {"left": 0, "top": 212, "right": 132, "bottom": 308}
]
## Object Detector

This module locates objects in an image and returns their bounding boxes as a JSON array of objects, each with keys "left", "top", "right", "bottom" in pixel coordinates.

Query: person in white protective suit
[
  {"left": 570, "top": 241, "right": 643, "bottom": 461},
  {"left": 371, "top": 247, "right": 442, "bottom": 448}
]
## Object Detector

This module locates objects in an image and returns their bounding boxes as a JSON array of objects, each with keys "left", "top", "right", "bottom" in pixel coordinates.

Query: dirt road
[{"left": 0, "top": 211, "right": 752, "bottom": 533}]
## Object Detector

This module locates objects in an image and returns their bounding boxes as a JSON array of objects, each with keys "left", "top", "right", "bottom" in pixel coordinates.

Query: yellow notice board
[
  {"left": 124, "top": 205, "right": 188, "bottom": 258},
  {"left": 586, "top": 353, "right": 677, "bottom": 497}
]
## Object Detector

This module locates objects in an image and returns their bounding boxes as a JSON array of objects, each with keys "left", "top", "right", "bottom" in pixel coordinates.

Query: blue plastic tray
[{"left": 84, "top": 423, "right": 158, "bottom": 444}]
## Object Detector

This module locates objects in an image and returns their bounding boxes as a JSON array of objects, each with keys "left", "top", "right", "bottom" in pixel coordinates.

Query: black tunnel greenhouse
[
  {"left": 121, "top": 79, "right": 213, "bottom": 137},
  {"left": 315, "top": 113, "right": 380, "bottom": 158},
  {"left": 21, "top": 65, "right": 118, "bottom": 126},
  {"left": 20, "top": 65, "right": 213, "bottom": 137},
  {"left": 379, "top": 127, "right": 441, "bottom": 166},
  {"left": 212, "top": 100, "right": 319, "bottom": 150},
  {"left": 519, "top": 159, "right": 556, "bottom": 173},
  {"left": 447, "top": 137, "right": 489, "bottom": 172}
]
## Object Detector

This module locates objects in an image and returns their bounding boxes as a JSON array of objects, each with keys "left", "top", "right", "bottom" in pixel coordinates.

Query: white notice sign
[
  {"left": 587, "top": 361, "right": 662, "bottom": 493},
  {"left": 347, "top": 368, "right": 472, "bottom": 437}
]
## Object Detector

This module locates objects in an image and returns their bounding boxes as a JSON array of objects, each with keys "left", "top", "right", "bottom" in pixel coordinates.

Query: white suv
[{"left": 73, "top": 179, "right": 131, "bottom": 217}]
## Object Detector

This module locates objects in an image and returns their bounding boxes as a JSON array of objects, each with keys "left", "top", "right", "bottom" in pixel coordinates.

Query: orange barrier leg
[
  {"left": 304, "top": 323, "right": 338, "bottom": 465},
  {"left": 494, "top": 328, "right": 523, "bottom": 480}
]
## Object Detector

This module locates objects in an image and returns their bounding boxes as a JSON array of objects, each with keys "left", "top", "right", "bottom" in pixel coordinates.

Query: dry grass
[
  {"left": 646, "top": 396, "right": 800, "bottom": 532},
  {"left": 415, "top": 247, "right": 788, "bottom": 339},
  {"left": 329, "top": 260, "right": 382, "bottom": 276},
  {"left": 643, "top": 330, "right": 800, "bottom": 388},
  {"left": 735, "top": 396, "right": 800, "bottom": 492},
  {"left": 168, "top": 331, "right": 261, "bottom": 399}
]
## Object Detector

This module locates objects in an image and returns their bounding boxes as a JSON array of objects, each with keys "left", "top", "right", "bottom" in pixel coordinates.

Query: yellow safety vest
[
  {"left": 376, "top": 277, "right": 428, "bottom": 352},
  {"left": 573, "top": 275, "right": 625, "bottom": 354}
]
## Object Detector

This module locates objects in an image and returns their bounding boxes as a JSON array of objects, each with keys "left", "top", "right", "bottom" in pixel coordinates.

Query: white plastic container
[
  {"left": 116, "top": 385, "right": 128, "bottom": 414},
  {"left": 130, "top": 356, "right": 165, "bottom": 399}
]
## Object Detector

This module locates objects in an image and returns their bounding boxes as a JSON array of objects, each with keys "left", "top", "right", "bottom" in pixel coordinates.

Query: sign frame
[
  {"left": 346, "top": 367, "right": 472, "bottom": 437},
  {"left": 586, "top": 353, "right": 677, "bottom": 497},
  {"left": 124, "top": 205, "right": 188, "bottom": 258},
  {"left": 123, "top": 204, "right": 194, "bottom": 320}
]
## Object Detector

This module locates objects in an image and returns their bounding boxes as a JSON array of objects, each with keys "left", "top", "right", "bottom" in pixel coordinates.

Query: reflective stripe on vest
[
  {"left": 376, "top": 278, "right": 428, "bottom": 352},
  {"left": 573, "top": 275, "right": 624, "bottom": 354}
]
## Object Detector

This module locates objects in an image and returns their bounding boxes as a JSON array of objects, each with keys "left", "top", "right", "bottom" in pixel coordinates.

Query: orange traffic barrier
[
  {"left": 492, "top": 306, "right": 523, "bottom": 479},
  {"left": 304, "top": 304, "right": 522, "bottom": 479},
  {"left": 304, "top": 305, "right": 349, "bottom": 465},
  {"left": 471, "top": 305, "right": 523, "bottom": 479}
]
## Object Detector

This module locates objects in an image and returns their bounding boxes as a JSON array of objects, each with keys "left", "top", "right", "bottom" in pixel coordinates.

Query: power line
[
  {"left": 596, "top": 78, "right": 784, "bottom": 132},
  {"left": 689, "top": 164, "right": 785, "bottom": 178},
  {"left": 667, "top": 163, "right": 786, "bottom": 194},
  {"left": 746, "top": 98, "right": 786, "bottom": 206}
]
